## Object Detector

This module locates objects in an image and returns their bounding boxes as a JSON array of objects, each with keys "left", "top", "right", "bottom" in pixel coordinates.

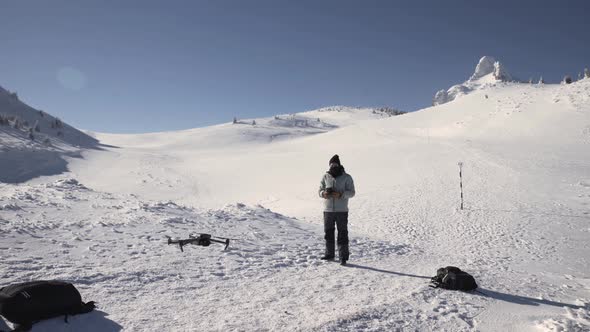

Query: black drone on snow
[{"left": 166, "top": 233, "right": 231, "bottom": 252}]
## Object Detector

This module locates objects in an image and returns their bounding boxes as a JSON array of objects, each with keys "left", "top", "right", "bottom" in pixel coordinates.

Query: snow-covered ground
[{"left": 1, "top": 74, "right": 589, "bottom": 330}]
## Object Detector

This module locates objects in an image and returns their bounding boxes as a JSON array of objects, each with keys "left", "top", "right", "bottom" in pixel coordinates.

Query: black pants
[{"left": 323, "top": 211, "right": 349, "bottom": 260}]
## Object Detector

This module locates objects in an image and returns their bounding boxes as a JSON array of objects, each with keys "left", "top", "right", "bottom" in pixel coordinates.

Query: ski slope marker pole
[{"left": 458, "top": 162, "right": 464, "bottom": 210}]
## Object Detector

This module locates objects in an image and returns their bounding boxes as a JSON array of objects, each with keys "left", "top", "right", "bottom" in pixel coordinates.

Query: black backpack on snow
[
  {"left": 0, "top": 280, "right": 95, "bottom": 329},
  {"left": 430, "top": 266, "right": 478, "bottom": 291}
]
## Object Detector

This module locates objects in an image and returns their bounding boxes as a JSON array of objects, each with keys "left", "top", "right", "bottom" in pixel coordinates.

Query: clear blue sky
[{"left": 1, "top": 0, "right": 589, "bottom": 133}]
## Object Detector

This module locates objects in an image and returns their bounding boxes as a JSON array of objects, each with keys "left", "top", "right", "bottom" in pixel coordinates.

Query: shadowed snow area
[
  {"left": 1, "top": 75, "right": 590, "bottom": 330},
  {"left": 0, "top": 85, "right": 107, "bottom": 183}
]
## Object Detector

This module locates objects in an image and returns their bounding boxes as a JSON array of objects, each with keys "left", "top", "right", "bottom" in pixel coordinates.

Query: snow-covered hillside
[
  {"left": 1, "top": 73, "right": 589, "bottom": 331},
  {"left": 92, "top": 106, "right": 402, "bottom": 150},
  {"left": 0, "top": 86, "right": 400, "bottom": 183},
  {"left": 0, "top": 85, "right": 101, "bottom": 183}
]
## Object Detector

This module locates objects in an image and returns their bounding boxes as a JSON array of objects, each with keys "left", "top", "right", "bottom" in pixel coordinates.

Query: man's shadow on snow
[
  {"left": 474, "top": 289, "right": 585, "bottom": 310},
  {"left": 0, "top": 318, "right": 10, "bottom": 332},
  {"left": 0, "top": 310, "right": 122, "bottom": 332},
  {"left": 344, "top": 264, "right": 431, "bottom": 279}
]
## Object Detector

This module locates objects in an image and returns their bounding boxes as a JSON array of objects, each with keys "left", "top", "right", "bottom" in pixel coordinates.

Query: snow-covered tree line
[
  {"left": 373, "top": 107, "right": 406, "bottom": 117},
  {"left": 0, "top": 113, "right": 25, "bottom": 129},
  {"left": 231, "top": 117, "right": 256, "bottom": 126},
  {"left": 511, "top": 67, "right": 588, "bottom": 85},
  {"left": 0, "top": 110, "right": 64, "bottom": 143},
  {"left": 560, "top": 67, "right": 589, "bottom": 84}
]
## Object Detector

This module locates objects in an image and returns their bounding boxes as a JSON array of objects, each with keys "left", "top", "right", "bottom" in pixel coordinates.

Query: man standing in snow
[{"left": 319, "top": 154, "right": 356, "bottom": 265}]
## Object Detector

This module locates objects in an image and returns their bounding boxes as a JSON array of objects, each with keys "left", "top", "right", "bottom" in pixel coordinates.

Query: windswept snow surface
[{"left": 1, "top": 81, "right": 590, "bottom": 331}]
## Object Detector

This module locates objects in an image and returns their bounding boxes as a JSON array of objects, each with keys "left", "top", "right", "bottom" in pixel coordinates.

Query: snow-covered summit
[
  {"left": 468, "top": 56, "right": 513, "bottom": 82},
  {"left": 469, "top": 56, "right": 497, "bottom": 80},
  {"left": 434, "top": 56, "right": 513, "bottom": 105}
]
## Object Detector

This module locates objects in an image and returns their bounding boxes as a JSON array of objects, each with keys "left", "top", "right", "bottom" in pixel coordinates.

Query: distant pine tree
[
  {"left": 233, "top": 117, "right": 237, "bottom": 124},
  {"left": 585, "top": 68, "right": 590, "bottom": 78},
  {"left": 538, "top": 76, "right": 545, "bottom": 84},
  {"left": 12, "top": 117, "right": 22, "bottom": 129},
  {"left": 252, "top": 120, "right": 256, "bottom": 125},
  {"left": 49, "top": 118, "right": 62, "bottom": 129}
]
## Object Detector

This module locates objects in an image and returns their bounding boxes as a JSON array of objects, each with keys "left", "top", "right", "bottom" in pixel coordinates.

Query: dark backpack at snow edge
[
  {"left": 0, "top": 280, "right": 95, "bottom": 330},
  {"left": 430, "top": 266, "right": 478, "bottom": 291}
]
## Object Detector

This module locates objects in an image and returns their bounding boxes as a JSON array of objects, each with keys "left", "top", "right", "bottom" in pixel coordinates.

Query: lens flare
[{"left": 57, "top": 66, "right": 87, "bottom": 91}]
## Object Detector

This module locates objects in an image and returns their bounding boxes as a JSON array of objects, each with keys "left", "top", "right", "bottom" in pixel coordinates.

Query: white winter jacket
[{"left": 318, "top": 171, "right": 355, "bottom": 212}]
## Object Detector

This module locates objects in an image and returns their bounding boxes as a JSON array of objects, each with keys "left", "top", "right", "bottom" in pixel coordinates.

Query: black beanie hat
[{"left": 329, "top": 154, "right": 341, "bottom": 166}]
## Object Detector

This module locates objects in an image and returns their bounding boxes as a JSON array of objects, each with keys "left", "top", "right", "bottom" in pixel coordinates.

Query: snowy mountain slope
[
  {"left": 1, "top": 77, "right": 590, "bottom": 331},
  {"left": 0, "top": 85, "right": 99, "bottom": 148},
  {"left": 71, "top": 79, "right": 590, "bottom": 218},
  {"left": 0, "top": 85, "right": 102, "bottom": 183}
]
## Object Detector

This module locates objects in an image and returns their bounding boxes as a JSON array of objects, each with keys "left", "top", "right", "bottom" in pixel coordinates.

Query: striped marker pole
[{"left": 458, "top": 162, "right": 464, "bottom": 210}]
